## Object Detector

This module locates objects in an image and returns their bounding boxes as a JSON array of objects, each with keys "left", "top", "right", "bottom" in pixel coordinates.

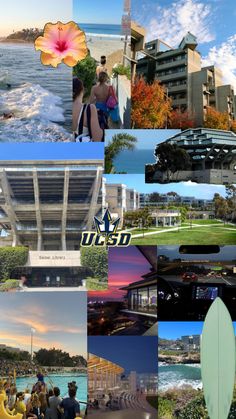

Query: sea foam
[{"left": 0, "top": 83, "right": 72, "bottom": 142}]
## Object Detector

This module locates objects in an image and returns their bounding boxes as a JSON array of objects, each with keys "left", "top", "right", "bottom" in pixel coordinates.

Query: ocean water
[
  {"left": 79, "top": 23, "right": 122, "bottom": 37},
  {"left": 113, "top": 149, "right": 155, "bottom": 174},
  {"left": 16, "top": 374, "right": 87, "bottom": 406},
  {"left": 159, "top": 364, "right": 202, "bottom": 391},
  {"left": 0, "top": 43, "right": 73, "bottom": 142}
]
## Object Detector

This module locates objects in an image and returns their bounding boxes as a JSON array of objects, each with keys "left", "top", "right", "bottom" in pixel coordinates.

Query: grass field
[{"left": 129, "top": 220, "right": 236, "bottom": 245}]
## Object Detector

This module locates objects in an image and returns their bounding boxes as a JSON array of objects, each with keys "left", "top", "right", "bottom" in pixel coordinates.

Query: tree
[
  {"left": 80, "top": 247, "right": 108, "bottom": 280},
  {"left": 131, "top": 76, "right": 172, "bottom": 128},
  {"left": 204, "top": 107, "right": 230, "bottom": 130},
  {"left": 105, "top": 133, "right": 137, "bottom": 173},
  {"left": 73, "top": 54, "right": 97, "bottom": 97},
  {"left": 154, "top": 142, "right": 191, "bottom": 181},
  {"left": 169, "top": 109, "right": 195, "bottom": 129}
]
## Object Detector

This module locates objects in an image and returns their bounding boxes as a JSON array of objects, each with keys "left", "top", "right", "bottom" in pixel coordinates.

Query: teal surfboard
[{"left": 201, "top": 297, "right": 235, "bottom": 419}]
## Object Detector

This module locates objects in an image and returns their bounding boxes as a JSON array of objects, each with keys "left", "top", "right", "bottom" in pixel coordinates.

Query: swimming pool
[{"left": 16, "top": 374, "right": 87, "bottom": 408}]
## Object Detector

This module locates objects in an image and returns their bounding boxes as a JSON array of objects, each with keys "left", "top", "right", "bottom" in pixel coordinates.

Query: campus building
[
  {"left": 137, "top": 32, "right": 236, "bottom": 126},
  {"left": 147, "top": 128, "right": 236, "bottom": 184},
  {"left": 104, "top": 181, "right": 139, "bottom": 224},
  {"left": 181, "top": 335, "right": 201, "bottom": 350},
  {"left": 88, "top": 353, "right": 124, "bottom": 396},
  {"left": 0, "top": 160, "right": 103, "bottom": 250},
  {"left": 120, "top": 246, "right": 157, "bottom": 318}
]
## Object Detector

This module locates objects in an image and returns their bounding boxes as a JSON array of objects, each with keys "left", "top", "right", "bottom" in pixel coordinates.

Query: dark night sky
[{"left": 88, "top": 336, "right": 158, "bottom": 373}]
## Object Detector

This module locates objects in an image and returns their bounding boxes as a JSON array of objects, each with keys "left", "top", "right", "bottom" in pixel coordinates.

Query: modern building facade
[
  {"left": 88, "top": 353, "right": 124, "bottom": 396},
  {"left": 147, "top": 128, "right": 236, "bottom": 184},
  {"left": 137, "top": 32, "right": 236, "bottom": 126},
  {"left": 0, "top": 160, "right": 103, "bottom": 250},
  {"left": 181, "top": 335, "right": 201, "bottom": 350},
  {"left": 121, "top": 246, "right": 157, "bottom": 318},
  {"left": 104, "top": 181, "right": 139, "bottom": 225}
]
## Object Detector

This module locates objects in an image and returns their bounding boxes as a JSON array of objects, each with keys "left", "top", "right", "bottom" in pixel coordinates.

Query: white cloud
[
  {"left": 147, "top": 0, "right": 215, "bottom": 46},
  {"left": 202, "top": 34, "right": 236, "bottom": 89}
]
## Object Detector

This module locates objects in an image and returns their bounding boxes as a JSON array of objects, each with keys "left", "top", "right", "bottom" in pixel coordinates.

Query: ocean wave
[
  {"left": 86, "top": 33, "right": 126, "bottom": 39},
  {"left": 0, "top": 83, "right": 72, "bottom": 142},
  {"left": 159, "top": 378, "right": 203, "bottom": 392},
  {"left": 0, "top": 83, "right": 65, "bottom": 122}
]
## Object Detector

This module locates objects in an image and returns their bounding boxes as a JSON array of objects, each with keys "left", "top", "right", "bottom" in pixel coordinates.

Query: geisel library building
[
  {"left": 146, "top": 128, "right": 236, "bottom": 184},
  {"left": 0, "top": 159, "right": 103, "bottom": 284}
]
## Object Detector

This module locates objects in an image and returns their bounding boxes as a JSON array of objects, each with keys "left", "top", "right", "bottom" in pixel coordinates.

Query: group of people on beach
[
  {"left": 1, "top": 372, "right": 82, "bottom": 419},
  {"left": 72, "top": 55, "right": 119, "bottom": 142}
]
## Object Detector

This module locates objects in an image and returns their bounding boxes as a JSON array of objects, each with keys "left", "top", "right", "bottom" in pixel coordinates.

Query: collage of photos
[{"left": 0, "top": 0, "right": 236, "bottom": 418}]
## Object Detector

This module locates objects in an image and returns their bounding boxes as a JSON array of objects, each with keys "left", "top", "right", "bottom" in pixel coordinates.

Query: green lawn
[
  {"left": 182, "top": 219, "right": 224, "bottom": 225},
  {"left": 131, "top": 225, "right": 236, "bottom": 245}
]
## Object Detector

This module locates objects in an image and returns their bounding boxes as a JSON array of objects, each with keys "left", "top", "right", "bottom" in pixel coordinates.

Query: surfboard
[{"left": 201, "top": 297, "right": 235, "bottom": 419}]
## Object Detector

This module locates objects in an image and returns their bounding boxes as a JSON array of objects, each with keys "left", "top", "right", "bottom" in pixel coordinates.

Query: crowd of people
[
  {"left": 72, "top": 56, "right": 120, "bottom": 142},
  {"left": 0, "top": 372, "right": 84, "bottom": 419}
]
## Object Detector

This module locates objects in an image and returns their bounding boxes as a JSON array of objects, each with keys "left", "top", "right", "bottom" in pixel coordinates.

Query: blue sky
[
  {"left": 132, "top": 0, "right": 236, "bottom": 89},
  {"left": 88, "top": 336, "right": 157, "bottom": 373},
  {"left": 0, "top": 143, "right": 104, "bottom": 161},
  {"left": 0, "top": 0, "right": 72, "bottom": 37},
  {"left": 0, "top": 293, "right": 87, "bottom": 357},
  {"left": 159, "top": 321, "right": 236, "bottom": 339},
  {"left": 74, "top": 0, "right": 123, "bottom": 24},
  {"left": 105, "top": 129, "right": 180, "bottom": 150},
  {"left": 105, "top": 174, "right": 227, "bottom": 198}
]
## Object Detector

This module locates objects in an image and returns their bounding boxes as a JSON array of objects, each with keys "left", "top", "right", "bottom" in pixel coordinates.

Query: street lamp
[{"left": 31, "top": 328, "right": 35, "bottom": 361}]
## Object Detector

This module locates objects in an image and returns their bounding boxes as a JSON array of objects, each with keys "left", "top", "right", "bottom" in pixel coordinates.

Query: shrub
[
  {"left": 158, "top": 396, "right": 175, "bottom": 418},
  {"left": 80, "top": 247, "right": 108, "bottom": 280},
  {"left": 73, "top": 55, "right": 97, "bottom": 97},
  {"left": 112, "top": 64, "right": 131, "bottom": 80},
  {"left": 86, "top": 277, "right": 108, "bottom": 290},
  {"left": 0, "top": 247, "right": 29, "bottom": 280},
  {"left": 178, "top": 395, "right": 208, "bottom": 419},
  {"left": 0, "top": 279, "right": 20, "bottom": 292}
]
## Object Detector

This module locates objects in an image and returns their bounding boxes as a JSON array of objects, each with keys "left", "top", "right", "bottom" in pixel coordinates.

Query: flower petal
[
  {"left": 63, "top": 56, "right": 78, "bottom": 67},
  {"left": 40, "top": 52, "right": 62, "bottom": 67}
]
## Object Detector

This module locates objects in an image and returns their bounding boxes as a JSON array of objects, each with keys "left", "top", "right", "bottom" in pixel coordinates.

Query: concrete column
[
  {"left": 86, "top": 167, "right": 103, "bottom": 230},
  {"left": 33, "top": 170, "right": 42, "bottom": 251},
  {"left": 61, "top": 168, "right": 70, "bottom": 250},
  {"left": 1, "top": 170, "right": 19, "bottom": 247},
  {"left": 169, "top": 216, "right": 172, "bottom": 226}
]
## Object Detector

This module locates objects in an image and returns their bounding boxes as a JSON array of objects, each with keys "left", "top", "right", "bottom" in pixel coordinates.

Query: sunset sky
[
  {"left": 0, "top": 293, "right": 87, "bottom": 357},
  {"left": 88, "top": 246, "right": 153, "bottom": 302}
]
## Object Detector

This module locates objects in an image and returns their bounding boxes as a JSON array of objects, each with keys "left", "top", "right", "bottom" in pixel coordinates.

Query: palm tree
[{"left": 105, "top": 133, "right": 137, "bottom": 173}]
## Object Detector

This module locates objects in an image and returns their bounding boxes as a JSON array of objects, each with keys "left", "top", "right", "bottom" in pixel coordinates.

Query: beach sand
[{"left": 87, "top": 36, "right": 127, "bottom": 74}]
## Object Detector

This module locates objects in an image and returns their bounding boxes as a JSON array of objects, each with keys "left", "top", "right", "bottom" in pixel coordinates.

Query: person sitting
[
  {"left": 48, "top": 387, "right": 62, "bottom": 419},
  {"left": 72, "top": 78, "right": 103, "bottom": 142},
  {"left": 59, "top": 387, "right": 81, "bottom": 419}
]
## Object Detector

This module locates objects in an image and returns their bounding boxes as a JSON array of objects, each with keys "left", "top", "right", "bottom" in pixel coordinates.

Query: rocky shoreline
[{"left": 159, "top": 352, "right": 200, "bottom": 364}]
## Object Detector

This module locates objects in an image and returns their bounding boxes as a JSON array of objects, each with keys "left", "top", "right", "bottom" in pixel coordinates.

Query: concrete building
[
  {"left": 147, "top": 128, "right": 236, "bottom": 184},
  {"left": 0, "top": 160, "right": 103, "bottom": 250},
  {"left": 131, "top": 21, "right": 146, "bottom": 83},
  {"left": 151, "top": 209, "right": 180, "bottom": 227},
  {"left": 104, "top": 181, "right": 139, "bottom": 225},
  {"left": 137, "top": 32, "right": 236, "bottom": 126},
  {"left": 181, "top": 335, "right": 200, "bottom": 351}
]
